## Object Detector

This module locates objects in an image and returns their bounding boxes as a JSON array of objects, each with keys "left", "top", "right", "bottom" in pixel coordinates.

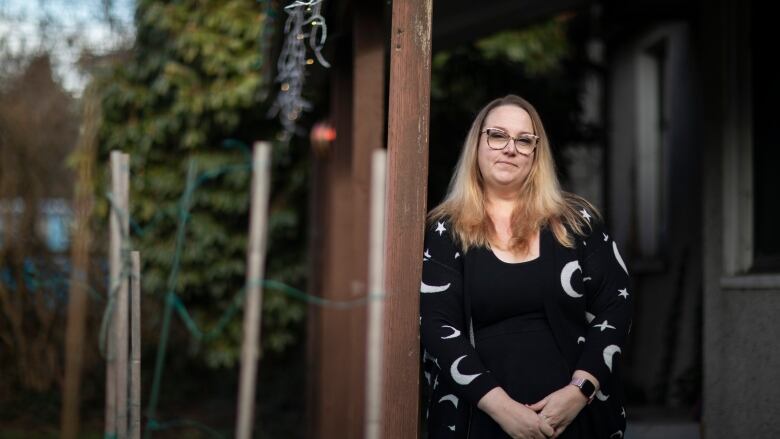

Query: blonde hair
[{"left": 429, "top": 94, "right": 598, "bottom": 253}]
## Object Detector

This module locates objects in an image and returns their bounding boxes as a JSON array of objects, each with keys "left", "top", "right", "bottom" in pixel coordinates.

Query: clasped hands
[
  {"left": 526, "top": 384, "right": 589, "bottom": 438},
  {"left": 478, "top": 384, "right": 589, "bottom": 439}
]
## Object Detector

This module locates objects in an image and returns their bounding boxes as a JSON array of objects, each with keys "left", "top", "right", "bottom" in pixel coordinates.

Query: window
[{"left": 635, "top": 39, "right": 668, "bottom": 260}]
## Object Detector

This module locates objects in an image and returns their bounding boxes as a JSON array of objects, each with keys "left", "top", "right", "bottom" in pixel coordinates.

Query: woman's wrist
[
  {"left": 564, "top": 382, "right": 590, "bottom": 406},
  {"left": 572, "top": 369, "right": 600, "bottom": 392},
  {"left": 477, "top": 386, "right": 511, "bottom": 418}
]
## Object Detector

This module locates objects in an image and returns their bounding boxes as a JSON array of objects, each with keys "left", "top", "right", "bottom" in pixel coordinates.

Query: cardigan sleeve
[
  {"left": 420, "top": 219, "right": 500, "bottom": 405},
  {"left": 573, "top": 213, "right": 633, "bottom": 390}
]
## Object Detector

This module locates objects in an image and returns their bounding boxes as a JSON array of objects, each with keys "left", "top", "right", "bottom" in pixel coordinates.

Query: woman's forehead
[{"left": 484, "top": 105, "right": 534, "bottom": 131}]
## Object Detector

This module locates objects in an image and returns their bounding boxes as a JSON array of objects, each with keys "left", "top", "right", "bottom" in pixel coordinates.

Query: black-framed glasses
[{"left": 481, "top": 128, "right": 539, "bottom": 155}]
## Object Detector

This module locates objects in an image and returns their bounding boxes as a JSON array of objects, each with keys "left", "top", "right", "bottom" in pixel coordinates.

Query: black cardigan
[{"left": 421, "top": 211, "right": 632, "bottom": 438}]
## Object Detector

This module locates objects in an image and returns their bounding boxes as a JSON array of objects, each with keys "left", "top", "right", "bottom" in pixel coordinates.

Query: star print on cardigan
[{"left": 593, "top": 320, "right": 617, "bottom": 331}]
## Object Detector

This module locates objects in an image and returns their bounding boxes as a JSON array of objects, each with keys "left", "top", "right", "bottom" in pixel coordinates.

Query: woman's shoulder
[
  {"left": 560, "top": 192, "right": 604, "bottom": 236},
  {"left": 558, "top": 193, "right": 613, "bottom": 260},
  {"left": 426, "top": 212, "right": 453, "bottom": 231},
  {"left": 424, "top": 214, "right": 464, "bottom": 263},
  {"left": 425, "top": 214, "right": 457, "bottom": 244}
]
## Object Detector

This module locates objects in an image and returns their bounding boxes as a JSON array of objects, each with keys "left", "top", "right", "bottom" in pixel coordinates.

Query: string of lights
[{"left": 268, "top": 0, "right": 330, "bottom": 140}]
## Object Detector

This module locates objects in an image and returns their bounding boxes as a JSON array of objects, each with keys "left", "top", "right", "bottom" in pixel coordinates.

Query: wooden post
[
  {"left": 235, "top": 142, "right": 272, "bottom": 439},
  {"left": 116, "top": 152, "right": 131, "bottom": 439},
  {"left": 107, "top": 151, "right": 130, "bottom": 438},
  {"left": 315, "top": 40, "right": 354, "bottom": 439},
  {"left": 382, "top": 0, "right": 433, "bottom": 437},
  {"left": 61, "top": 83, "right": 99, "bottom": 439},
  {"left": 365, "top": 150, "right": 387, "bottom": 439},
  {"left": 348, "top": 3, "right": 387, "bottom": 436},
  {"left": 308, "top": 3, "right": 386, "bottom": 435},
  {"left": 130, "top": 251, "right": 142, "bottom": 439}
]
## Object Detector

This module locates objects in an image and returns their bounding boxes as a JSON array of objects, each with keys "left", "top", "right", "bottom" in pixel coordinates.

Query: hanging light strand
[{"left": 269, "top": 0, "right": 330, "bottom": 140}]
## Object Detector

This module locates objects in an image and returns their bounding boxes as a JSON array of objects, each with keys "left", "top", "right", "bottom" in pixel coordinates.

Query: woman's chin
[
  {"left": 495, "top": 170, "right": 525, "bottom": 183},
  {"left": 487, "top": 175, "right": 525, "bottom": 190}
]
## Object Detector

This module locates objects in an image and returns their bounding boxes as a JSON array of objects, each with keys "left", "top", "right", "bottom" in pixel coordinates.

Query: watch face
[
  {"left": 572, "top": 378, "right": 595, "bottom": 397},
  {"left": 580, "top": 379, "right": 596, "bottom": 396}
]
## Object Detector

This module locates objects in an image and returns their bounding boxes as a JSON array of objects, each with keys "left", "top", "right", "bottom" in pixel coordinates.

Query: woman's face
[{"left": 477, "top": 104, "right": 536, "bottom": 194}]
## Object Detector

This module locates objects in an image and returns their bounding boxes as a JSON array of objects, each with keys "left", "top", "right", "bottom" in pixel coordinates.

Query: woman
[{"left": 421, "top": 95, "right": 632, "bottom": 439}]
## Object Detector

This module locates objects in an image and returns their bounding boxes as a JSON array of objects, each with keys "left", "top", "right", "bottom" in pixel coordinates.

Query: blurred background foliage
[
  {"left": 0, "top": 54, "right": 79, "bottom": 392},
  {"left": 95, "top": 0, "right": 307, "bottom": 369},
  {"left": 2, "top": 0, "right": 315, "bottom": 436}
]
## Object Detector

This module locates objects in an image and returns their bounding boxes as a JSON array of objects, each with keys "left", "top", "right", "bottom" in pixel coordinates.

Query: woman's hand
[
  {"left": 527, "top": 385, "right": 588, "bottom": 438},
  {"left": 478, "top": 387, "right": 555, "bottom": 439}
]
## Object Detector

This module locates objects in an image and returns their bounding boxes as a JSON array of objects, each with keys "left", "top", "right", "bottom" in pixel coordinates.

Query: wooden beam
[
  {"left": 382, "top": 0, "right": 433, "bottom": 437},
  {"left": 348, "top": 2, "right": 387, "bottom": 437},
  {"left": 304, "top": 5, "right": 358, "bottom": 431},
  {"left": 308, "top": 3, "right": 387, "bottom": 437},
  {"left": 305, "top": 148, "right": 325, "bottom": 439},
  {"left": 316, "top": 40, "right": 354, "bottom": 437}
]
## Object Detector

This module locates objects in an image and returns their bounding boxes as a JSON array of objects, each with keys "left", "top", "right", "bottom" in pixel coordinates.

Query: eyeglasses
[{"left": 481, "top": 128, "right": 539, "bottom": 155}]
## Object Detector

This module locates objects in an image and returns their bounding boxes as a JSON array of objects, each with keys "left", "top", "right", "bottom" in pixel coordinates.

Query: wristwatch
[{"left": 569, "top": 377, "right": 596, "bottom": 404}]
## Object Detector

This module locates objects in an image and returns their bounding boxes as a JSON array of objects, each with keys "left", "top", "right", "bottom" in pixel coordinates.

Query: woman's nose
[{"left": 502, "top": 144, "right": 517, "bottom": 156}]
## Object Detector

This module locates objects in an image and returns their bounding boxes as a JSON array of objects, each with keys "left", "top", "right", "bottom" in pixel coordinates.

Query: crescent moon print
[
  {"left": 585, "top": 311, "right": 596, "bottom": 323},
  {"left": 577, "top": 336, "right": 586, "bottom": 344},
  {"left": 441, "top": 325, "right": 461, "bottom": 339},
  {"left": 595, "top": 390, "right": 609, "bottom": 401},
  {"left": 450, "top": 355, "right": 482, "bottom": 385},
  {"left": 421, "top": 281, "right": 451, "bottom": 293},
  {"left": 610, "top": 431, "right": 623, "bottom": 438},
  {"left": 603, "top": 345, "right": 622, "bottom": 372},
  {"left": 560, "top": 261, "right": 584, "bottom": 298},
  {"left": 449, "top": 426, "right": 456, "bottom": 431},
  {"left": 612, "top": 241, "right": 628, "bottom": 275},
  {"left": 438, "top": 394, "right": 459, "bottom": 408}
]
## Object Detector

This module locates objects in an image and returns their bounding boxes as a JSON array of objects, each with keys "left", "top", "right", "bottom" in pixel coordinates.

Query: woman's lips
[{"left": 496, "top": 161, "right": 517, "bottom": 167}]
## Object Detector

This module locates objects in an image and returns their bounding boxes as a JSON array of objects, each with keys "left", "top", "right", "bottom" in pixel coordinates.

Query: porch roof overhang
[{"left": 432, "top": 0, "right": 587, "bottom": 50}]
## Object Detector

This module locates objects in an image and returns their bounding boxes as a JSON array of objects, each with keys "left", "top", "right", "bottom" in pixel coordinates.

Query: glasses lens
[
  {"left": 486, "top": 129, "right": 509, "bottom": 150},
  {"left": 515, "top": 134, "right": 537, "bottom": 153}
]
